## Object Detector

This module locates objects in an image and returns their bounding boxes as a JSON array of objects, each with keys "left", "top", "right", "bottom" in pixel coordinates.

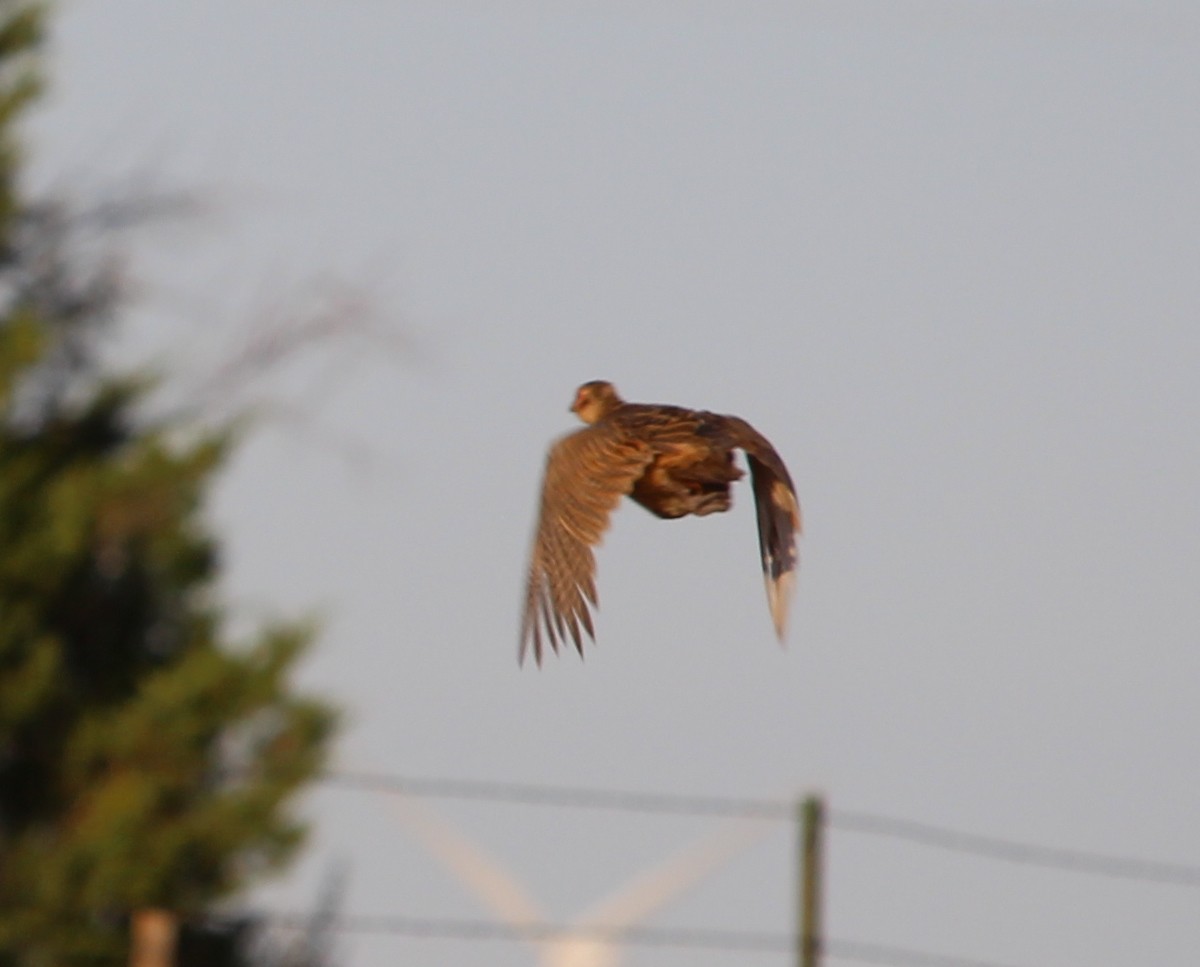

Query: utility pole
[
  {"left": 798, "top": 795, "right": 824, "bottom": 967},
  {"left": 129, "top": 908, "right": 178, "bottom": 967}
]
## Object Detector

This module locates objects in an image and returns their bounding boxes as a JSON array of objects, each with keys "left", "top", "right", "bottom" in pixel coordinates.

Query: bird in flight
[{"left": 520, "top": 380, "right": 801, "bottom": 665}]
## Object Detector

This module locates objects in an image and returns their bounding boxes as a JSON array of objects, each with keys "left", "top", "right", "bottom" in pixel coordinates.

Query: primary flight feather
[{"left": 520, "top": 381, "right": 801, "bottom": 665}]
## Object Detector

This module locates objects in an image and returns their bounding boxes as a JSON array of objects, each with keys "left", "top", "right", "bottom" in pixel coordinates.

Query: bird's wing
[
  {"left": 720, "top": 416, "right": 802, "bottom": 640},
  {"left": 521, "top": 423, "right": 654, "bottom": 664}
]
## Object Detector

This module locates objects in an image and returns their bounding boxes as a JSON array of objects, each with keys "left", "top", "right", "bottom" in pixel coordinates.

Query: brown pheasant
[{"left": 520, "top": 381, "right": 801, "bottom": 664}]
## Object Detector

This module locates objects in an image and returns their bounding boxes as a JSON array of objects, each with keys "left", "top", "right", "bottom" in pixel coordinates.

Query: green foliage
[
  {"left": 0, "top": 2, "right": 41, "bottom": 236},
  {"left": 0, "top": 3, "right": 338, "bottom": 963}
]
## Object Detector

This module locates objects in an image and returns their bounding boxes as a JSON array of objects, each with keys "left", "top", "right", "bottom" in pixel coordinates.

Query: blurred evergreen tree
[{"left": 0, "top": 3, "right": 337, "bottom": 963}]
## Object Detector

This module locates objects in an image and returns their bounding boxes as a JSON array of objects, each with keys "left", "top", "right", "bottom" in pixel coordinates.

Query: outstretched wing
[
  {"left": 721, "top": 416, "right": 802, "bottom": 641},
  {"left": 520, "top": 424, "right": 653, "bottom": 665}
]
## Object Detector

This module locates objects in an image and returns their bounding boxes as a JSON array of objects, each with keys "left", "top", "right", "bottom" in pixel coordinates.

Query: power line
[
  {"left": 321, "top": 770, "right": 1200, "bottom": 888},
  {"left": 827, "top": 809, "right": 1200, "bottom": 888},
  {"left": 826, "top": 938, "right": 1035, "bottom": 967},
  {"left": 257, "top": 911, "right": 1037, "bottom": 967},
  {"left": 324, "top": 770, "right": 791, "bottom": 818},
  {"left": 264, "top": 912, "right": 787, "bottom": 952}
]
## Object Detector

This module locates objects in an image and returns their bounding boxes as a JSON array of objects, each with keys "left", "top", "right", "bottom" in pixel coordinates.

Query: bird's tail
[{"left": 726, "top": 418, "right": 801, "bottom": 641}]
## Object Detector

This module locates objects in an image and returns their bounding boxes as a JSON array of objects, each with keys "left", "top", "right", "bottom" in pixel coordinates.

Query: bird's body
[{"left": 520, "top": 381, "right": 801, "bottom": 664}]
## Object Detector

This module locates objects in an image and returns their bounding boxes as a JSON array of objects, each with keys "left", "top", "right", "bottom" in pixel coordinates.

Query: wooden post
[
  {"left": 129, "top": 909, "right": 178, "bottom": 967},
  {"left": 798, "top": 795, "right": 824, "bottom": 967}
]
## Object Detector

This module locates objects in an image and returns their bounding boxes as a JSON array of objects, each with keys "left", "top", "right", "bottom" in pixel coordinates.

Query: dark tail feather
[
  {"left": 724, "top": 417, "right": 801, "bottom": 641},
  {"left": 747, "top": 454, "right": 801, "bottom": 640}
]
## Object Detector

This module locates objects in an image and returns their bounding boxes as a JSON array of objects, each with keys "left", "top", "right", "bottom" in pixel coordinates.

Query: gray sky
[{"left": 28, "top": 2, "right": 1200, "bottom": 965}]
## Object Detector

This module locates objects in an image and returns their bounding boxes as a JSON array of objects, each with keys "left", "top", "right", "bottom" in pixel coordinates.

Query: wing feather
[
  {"left": 719, "top": 416, "right": 802, "bottom": 641},
  {"left": 519, "top": 424, "right": 653, "bottom": 664}
]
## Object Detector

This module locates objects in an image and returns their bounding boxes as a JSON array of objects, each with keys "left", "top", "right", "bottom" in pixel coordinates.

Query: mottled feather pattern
[
  {"left": 520, "top": 423, "right": 652, "bottom": 664},
  {"left": 520, "top": 382, "right": 800, "bottom": 664}
]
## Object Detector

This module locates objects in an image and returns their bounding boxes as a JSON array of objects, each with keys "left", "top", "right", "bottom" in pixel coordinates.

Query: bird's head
[{"left": 570, "top": 380, "right": 624, "bottom": 424}]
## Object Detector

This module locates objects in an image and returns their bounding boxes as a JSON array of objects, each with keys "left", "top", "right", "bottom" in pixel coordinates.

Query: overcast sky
[{"left": 27, "top": 2, "right": 1200, "bottom": 965}]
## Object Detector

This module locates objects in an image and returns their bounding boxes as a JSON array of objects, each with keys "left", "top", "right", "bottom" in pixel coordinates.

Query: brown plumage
[{"left": 520, "top": 381, "right": 802, "bottom": 665}]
